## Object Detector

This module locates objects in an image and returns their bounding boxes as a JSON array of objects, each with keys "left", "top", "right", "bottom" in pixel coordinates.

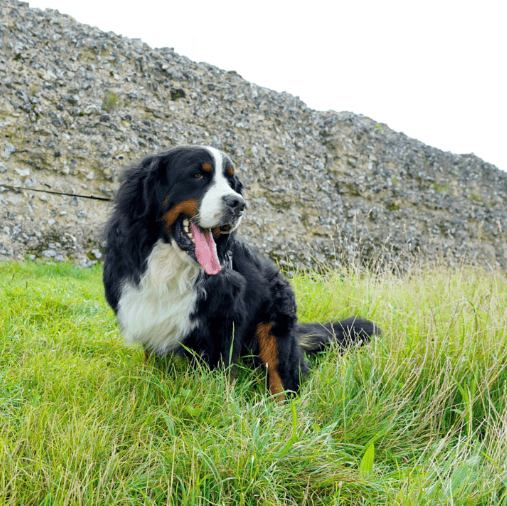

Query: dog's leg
[
  {"left": 256, "top": 322, "right": 286, "bottom": 401},
  {"left": 187, "top": 269, "right": 246, "bottom": 370}
]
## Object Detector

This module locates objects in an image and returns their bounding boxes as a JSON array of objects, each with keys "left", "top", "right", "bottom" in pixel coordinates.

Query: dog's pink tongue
[{"left": 190, "top": 222, "right": 221, "bottom": 275}]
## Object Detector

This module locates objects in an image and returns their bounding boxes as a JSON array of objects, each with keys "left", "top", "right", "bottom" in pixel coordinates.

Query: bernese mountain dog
[{"left": 103, "top": 146, "right": 379, "bottom": 399}]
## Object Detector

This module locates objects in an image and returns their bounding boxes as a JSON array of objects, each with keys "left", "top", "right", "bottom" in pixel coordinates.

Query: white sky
[{"left": 26, "top": 0, "right": 506, "bottom": 171}]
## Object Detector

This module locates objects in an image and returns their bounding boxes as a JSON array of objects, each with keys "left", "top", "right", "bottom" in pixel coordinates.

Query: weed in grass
[{"left": 1, "top": 260, "right": 507, "bottom": 504}]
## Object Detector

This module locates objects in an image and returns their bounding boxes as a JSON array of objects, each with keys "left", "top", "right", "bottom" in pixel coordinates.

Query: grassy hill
[{"left": 0, "top": 261, "right": 506, "bottom": 505}]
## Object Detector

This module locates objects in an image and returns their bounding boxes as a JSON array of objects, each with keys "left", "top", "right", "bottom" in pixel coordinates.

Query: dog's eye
[{"left": 193, "top": 173, "right": 203, "bottom": 179}]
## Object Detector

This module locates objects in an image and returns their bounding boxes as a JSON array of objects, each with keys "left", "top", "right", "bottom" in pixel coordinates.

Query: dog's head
[{"left": 123, "top": 146, "right": 247, "bottom": 275}]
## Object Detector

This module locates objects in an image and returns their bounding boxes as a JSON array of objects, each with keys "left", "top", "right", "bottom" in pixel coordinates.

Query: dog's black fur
[{"left": 103, "top": 146, "right": 379, "bottom": 397}]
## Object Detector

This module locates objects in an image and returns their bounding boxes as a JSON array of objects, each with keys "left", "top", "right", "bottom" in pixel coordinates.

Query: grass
[{"left": 1, "top": 260, "right": 507, "bottom": 505}]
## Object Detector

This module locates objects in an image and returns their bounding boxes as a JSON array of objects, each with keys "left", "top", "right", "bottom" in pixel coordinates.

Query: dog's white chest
[{"left": 117, "top": 240, "right": 202, "bottom": 354}]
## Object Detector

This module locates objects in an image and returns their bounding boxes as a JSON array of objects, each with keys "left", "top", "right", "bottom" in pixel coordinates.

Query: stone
[{"left": 2, "top": 143, "right": 16, "bottom": 159}]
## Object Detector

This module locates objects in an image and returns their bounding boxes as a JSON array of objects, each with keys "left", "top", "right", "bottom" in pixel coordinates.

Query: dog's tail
[{"left": 296, "top": 317, "right": 379, "bottom": 354}]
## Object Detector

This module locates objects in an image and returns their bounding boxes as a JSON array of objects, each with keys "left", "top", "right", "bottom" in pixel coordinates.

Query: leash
[{"left": 0, "top": 184, "right": 112, "bottom": 202}]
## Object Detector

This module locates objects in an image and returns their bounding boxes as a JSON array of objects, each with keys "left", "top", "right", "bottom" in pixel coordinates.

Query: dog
[{"left": 103, "top": 146, "right": 379, "bottom": 398}]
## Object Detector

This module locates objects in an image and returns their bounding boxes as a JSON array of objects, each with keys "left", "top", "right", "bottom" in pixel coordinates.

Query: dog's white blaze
[
  {"left": 199, "top": 146, "right": 243, "bottom": 227},
  {"left": 117, "top": 239, "right": 202, "bottom": 354}
]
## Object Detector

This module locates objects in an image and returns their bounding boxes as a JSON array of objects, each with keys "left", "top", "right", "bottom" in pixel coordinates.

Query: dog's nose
[{"left": 223, "top": 195, "right": 247, "bottom": 213}]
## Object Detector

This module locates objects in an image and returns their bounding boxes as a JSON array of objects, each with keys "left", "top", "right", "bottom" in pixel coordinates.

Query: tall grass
[{"left": 1, "top": 260, "right": 506, "bottom": 505}]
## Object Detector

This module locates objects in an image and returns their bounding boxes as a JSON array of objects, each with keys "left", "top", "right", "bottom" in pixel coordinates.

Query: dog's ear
[
  {"left": 116, "top": 155, "right": 169, "bottom": 221},
  {"left": 144, "top": 158, "right": 172, "bottom": 220}
]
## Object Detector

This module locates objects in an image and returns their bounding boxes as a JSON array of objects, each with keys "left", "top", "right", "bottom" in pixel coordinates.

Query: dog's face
[{"left": 154, "top": 146, "right": 246, "bottom": 275}]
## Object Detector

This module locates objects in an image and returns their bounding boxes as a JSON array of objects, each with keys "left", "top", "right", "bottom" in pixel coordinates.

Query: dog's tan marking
[
  {"left": 256, "top": 322, "right": 285, "bottom": 401},
  {"left": 227, "top": 166, "right": 234, "bottom": 177},
  {"left": 161, "top": 199, "right": 198, "bottom": 229},
  {"left": 202, "top": 163, "right": 212, "bottom": 172}
]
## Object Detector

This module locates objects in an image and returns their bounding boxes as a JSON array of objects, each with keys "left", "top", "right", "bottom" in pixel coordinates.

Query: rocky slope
[{"left": 1, "top": 0, "right": 506, "bottom": 270}]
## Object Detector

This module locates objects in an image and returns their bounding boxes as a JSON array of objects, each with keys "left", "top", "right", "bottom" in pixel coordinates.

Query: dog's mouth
[{"left": 172, "top": 216, "right": 233, "bottom": 275}]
